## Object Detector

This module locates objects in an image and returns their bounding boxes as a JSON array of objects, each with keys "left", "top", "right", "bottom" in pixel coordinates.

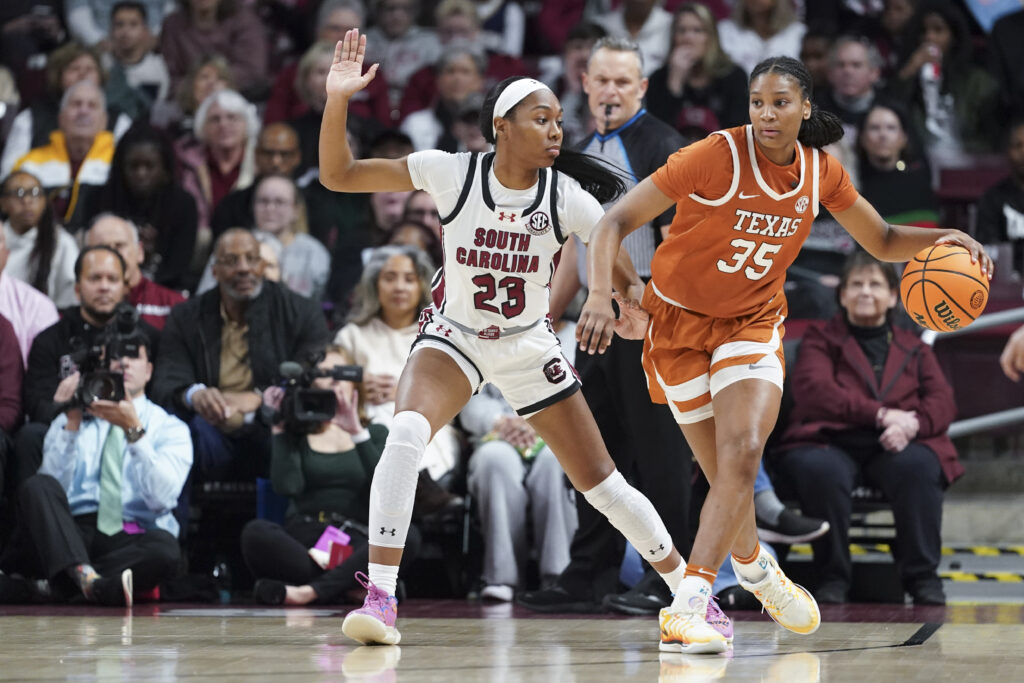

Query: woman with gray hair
[
  {"left": 175, "top": 88, "right": 259, "bottom": 233},
  {"left": 334, "top": 245, "right": 462, "bottom": 489}
]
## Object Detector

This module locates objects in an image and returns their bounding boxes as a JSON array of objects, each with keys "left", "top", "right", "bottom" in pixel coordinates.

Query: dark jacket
[
  {"left": 777, "top": 314, "right": 963, "bottom": 484},
  {"left": 23, "top": 307, "right": 160, "bottom": 425},
  {"left": 0, "top": 314, "right": 23, "bottom": 433},
  {"left": 152, "top": 280, "right": 329, "bottom": 414}
]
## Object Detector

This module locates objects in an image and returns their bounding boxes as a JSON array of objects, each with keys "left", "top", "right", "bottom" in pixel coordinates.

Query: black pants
[
  {"left": 559, "top": 337, "right": 693, "bottom": 599},
  {"left": 776, "top": 442, "right": 945, "bottom": 591},
  {"left": 1, "top": 474, "right": 180, "bottom": 597},
  {"left": 8, "top": 422, "right": 48, "bottom": 494},
  {"left": 240, "top": 518, "right": 422, "bottom": 603}
]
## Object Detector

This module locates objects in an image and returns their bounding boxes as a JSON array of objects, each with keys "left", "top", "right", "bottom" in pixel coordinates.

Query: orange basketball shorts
[{"left": 641, "top": 282, "right": 788, "bottom": 424}]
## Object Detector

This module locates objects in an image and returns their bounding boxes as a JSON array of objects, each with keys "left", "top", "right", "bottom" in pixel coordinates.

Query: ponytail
[
  {"left": 799, "top": 103, "right": 845, "bottom": 148},
  {"left": 480, "top": 77, "right": 629, "bottom": 205},
  {"left": 552, "top": 149, "right": 628, "bottom": 204},
  {"left": 750, "top": 56, "right": 844, "bottom": 149}
]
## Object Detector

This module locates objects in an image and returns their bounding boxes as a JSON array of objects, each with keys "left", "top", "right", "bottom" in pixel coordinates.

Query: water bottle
[{"left": 212, "top": 559, "right": 232, "bottom": 604}]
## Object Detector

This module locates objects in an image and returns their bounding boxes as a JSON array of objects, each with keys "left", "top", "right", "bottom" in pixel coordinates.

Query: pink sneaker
[
  {"left": 705, "top": 596, "right": 734, "bottom": 644},
  {"left": 342, "top": 572, "right": 401, "bottom": 645}
]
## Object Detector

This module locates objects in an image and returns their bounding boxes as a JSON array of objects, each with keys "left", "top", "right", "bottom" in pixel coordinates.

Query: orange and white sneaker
[
  {"left": 733, "top": 553, "right": 820, "bottom": 635},
  {"left": 659, "top": 598, "right": 730, "bottom": 655}
]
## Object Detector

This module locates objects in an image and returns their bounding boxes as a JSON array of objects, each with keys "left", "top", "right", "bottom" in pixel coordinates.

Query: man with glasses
[
  {"left": 153, "top": 229, "right": 329, "bottom": 484},
  {"left": 211, "top": 123, "right": 303, "bottom": 238}
]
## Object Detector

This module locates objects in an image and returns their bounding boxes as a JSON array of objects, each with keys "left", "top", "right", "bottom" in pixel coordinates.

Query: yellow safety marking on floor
[
  {"left": 940, "top": 571, "right": 1024, "bottom": 582},
  {"left": 790, "top": 545, "right": 1023, "bottom": 558}
]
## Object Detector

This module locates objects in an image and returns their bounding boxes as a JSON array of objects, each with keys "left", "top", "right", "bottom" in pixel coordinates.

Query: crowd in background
[{"left": 1, "top": 0, "right": 1022, "bottom": 607}]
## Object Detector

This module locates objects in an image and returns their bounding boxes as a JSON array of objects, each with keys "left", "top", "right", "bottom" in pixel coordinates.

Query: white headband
[{"left": 492, "top": 79, "right": 552, "bottom": 138}]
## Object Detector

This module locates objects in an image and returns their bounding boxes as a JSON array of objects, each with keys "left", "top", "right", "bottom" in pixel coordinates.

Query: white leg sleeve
[
  {"left": 583, "top": 469, "right": 672, "bottom": 563},
  {"left": 368, "top": 411, "right": 431, "bottom": 549}
]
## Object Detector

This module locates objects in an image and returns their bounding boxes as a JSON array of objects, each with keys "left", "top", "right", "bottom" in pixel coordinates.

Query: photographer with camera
[
  {"left": 240, "top": 347, "right": 421, "bottom": 606},
  {"left": 9, "top": 245, "right": 158, "bottom": 493},
  {"left": 0, "top": 329, "right": 191, "bottom": 606},
  {"left": 152, "top": 229, "right": 329, "bottom": 484}
]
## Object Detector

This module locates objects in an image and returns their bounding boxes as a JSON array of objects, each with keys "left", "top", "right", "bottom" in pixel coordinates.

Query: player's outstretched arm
[
  {"left": 320, "top": 29, "right": 414, "bottom": 193},
  {"left": 833, "top": 196, "right": 992, "bottom": 278},
  {"left": 577, "top": 177, "right": 673, "bottom": 355}
]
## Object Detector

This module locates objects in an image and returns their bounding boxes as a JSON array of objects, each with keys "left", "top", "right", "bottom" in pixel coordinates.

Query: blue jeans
[{"left": 189, "top": 414, "right": 270, "bottom": 482}]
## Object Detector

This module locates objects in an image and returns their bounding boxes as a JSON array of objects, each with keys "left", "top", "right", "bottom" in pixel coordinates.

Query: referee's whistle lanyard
[{"left": 594, "top": 108, "right": 647, "bottom": 152}]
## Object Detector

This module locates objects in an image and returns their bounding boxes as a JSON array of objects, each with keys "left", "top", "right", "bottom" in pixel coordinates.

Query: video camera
[
  {"left": 276, "top": 357, "right": 363, "bottom": 434},
  {"left": 62, "top": 303, "right": 145, "bottom": 409}
]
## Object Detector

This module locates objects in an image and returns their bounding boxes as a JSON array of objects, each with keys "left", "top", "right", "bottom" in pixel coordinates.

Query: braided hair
[
  {"left": 480, "top": 77, "right": 627, "bottom": 205},
  {"left": 750, "top": 56, "right": 845, "bottom": 149}
]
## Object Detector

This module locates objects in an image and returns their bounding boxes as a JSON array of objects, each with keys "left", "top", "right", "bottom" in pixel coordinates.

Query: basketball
[{"left": 900, "top": 244, "right": 989, "bottom": 332}]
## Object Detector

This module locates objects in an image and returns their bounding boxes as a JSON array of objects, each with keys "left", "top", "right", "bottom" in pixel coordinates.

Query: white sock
[
  {"left": 732, "top": 544, "right": 769, "bottom": 584},
  {"left": 671, "top": 575, "right": 712, "bottom": 612},
  {"left": 368, "top": 562, "right": 399, "bottom": 597},
  {"left": 660, "top": 558, "right": 687, "bottom": 594}
]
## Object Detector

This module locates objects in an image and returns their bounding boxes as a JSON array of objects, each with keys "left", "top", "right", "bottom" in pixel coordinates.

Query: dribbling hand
[
  {"left": 934, "top": 231, "right": 993, "bottom": 279},
  {"left": 326, "top": 29, "right": 379, "bottom": 100}
]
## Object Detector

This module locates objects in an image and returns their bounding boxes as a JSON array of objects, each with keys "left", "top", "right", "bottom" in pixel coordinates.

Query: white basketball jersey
[{"left": 407, "top": 150, "right": 603, "bottom": 331}]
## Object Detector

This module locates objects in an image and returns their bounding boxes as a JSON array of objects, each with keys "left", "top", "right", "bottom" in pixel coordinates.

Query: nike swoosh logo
[
  {"left": 748, "top": 364, "right": 771, "bottom": 370},
  {"left": 739, "top": 192, "right": 760, "bottom": 199}
]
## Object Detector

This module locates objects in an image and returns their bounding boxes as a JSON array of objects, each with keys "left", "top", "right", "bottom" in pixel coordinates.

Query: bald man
[
  {"left": 211, "top": 123, "right": 302, "bottom": 237},
  {"left": 85, "top": 213, "right": 185, "bottom": 330}
]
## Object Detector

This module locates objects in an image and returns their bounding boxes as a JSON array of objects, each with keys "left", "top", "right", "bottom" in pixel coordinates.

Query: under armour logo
[
  {"left": 498, "top": 211, "right": 516, "bottom": 223},
  {"left": 380, "top": 527, "right": 397, "bottom": 536},
  {"left": 436, "top": 325, "right": 453, "bottom": 338},
  {"left": 649, "top": 544, "right": 665, "bottom": 556}
]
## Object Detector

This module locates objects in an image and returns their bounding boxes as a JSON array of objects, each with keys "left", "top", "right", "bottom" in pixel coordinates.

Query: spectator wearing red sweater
[
  {"left": 773, "top": 251, "right": 960, "bottom": 606},
  {"left": 84, "top": 213, "right": 184, "bottom": 329}
]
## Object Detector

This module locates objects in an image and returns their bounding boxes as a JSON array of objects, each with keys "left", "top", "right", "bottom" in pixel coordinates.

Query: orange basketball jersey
[{"left": 650, "top": 124, "right": 860, "bottom": 318}]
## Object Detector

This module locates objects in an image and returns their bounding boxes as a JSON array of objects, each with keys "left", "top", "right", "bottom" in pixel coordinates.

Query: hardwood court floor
[{"left": 1, "top": 601, "right": 1022, "bottom": 681}]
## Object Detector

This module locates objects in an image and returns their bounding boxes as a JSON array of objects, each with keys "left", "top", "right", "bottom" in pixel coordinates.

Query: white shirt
[
  {"left": 717, "top": 19, "right": 806, "bottom": 76},
  {"left": 406, "top": 150, "right": 604, "bottom": 330},
  {"left": 40, "top": 395, "right": 194, "bottom": 537},
  {"left": 334, "top": 317, "right": 461, "bottom": 480},
  {"left": 594, "top": 5, "right": 673, "bottom": 75},
  {"left": 2, "top": 221, "right": 80, "bottom": 308}
]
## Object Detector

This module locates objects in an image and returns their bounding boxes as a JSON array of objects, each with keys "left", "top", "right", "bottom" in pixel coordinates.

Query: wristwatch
[{"left": 125, "top": 425, "right": 147, "bottom": 444}]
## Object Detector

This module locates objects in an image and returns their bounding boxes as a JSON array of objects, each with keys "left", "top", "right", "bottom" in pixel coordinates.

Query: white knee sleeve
[
  {"left": 583, "top": 469, "right": 672, "bottom": 563},
  {"left": 369, "top": 411, "right": 431, "bottom": 549}
]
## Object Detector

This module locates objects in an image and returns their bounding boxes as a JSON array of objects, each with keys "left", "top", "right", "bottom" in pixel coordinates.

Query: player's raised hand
[
  {"left": 326, "top": 29, "right": 379, "bottom": 100},
  {"left": 611, "top": 292, "right": 649, "bottom": 340}
]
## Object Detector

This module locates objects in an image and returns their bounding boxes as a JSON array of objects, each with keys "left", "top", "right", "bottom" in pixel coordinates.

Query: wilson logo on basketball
[
  {"left": 932, "top": 300, "right": 961, "bottom": 330},
  {"left": 970, "top": 290, "right": 985, "bottom": 309}
]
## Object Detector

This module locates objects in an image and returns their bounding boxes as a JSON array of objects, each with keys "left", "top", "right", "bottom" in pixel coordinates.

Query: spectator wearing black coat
[{"left": 152, "top": 229, "right": 329, "bottom": 483}]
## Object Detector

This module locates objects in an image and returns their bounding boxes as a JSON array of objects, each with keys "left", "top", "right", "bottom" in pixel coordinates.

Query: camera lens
[{"left": 82, "top": 372, "right": 122, "bottom": 402}]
